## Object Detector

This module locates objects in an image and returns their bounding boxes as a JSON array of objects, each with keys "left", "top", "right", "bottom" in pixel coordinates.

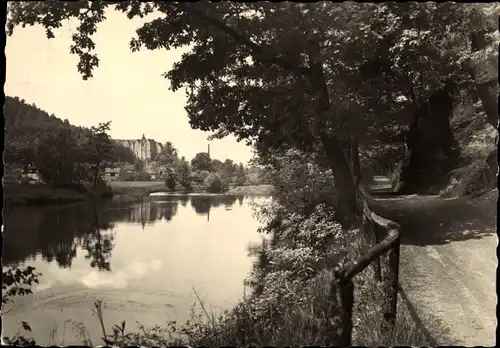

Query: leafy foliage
[
  {"left": 165, "top": 170, "right": 177, "bottom": 190},
  {"left": 2, "top": 266, "right": 41, "bottom": 308},
  {"left": 35, "top": 128, "right": 83, "bottom": 186},
  {"left": 86, "top": 122, "right": 115, "bottom": 187},
  {"left": 155, "top": 141, "right": 179, "bottom": 167},
  {"left": 258, "top": 149, "right": 338, "bottom": 216},
  {"left": 191, "top": 152, "right": 212, "bottom": 172},
  {"left": 203, "top": 173, "right": 226, "bottom": 193},
  {"left": 4, "top": 96, "right": 133, "bottom": 185},
  {"left": 174, "top": 158, "right": 192, "bottom": 189},
  {"left": 113, "top": 144, "right": 136, "bottom": 164},
  {"left": 233, "top": 163, "right": 247, "bottom": 186}
]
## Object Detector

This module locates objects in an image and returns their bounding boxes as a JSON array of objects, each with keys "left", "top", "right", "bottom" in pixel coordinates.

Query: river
[{"left": 2, "top": 194, "right": 269, "bottom": 345}]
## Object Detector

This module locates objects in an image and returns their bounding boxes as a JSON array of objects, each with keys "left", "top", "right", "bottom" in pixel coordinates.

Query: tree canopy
[
  {"left": 4, "top": 96, "right": 135, "bottom": 167},
  {"left": 191, "top": 152, "right": 212, "bottom": 172}
]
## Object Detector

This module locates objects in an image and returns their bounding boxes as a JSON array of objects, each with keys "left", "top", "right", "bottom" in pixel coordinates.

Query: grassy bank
[
  {"left": 108, "top": 180, "right": 207, "bottom": 200},
  {"left": 225, "top": 184, "right": 273, "bottom": 196},
  {"left": 108, "top": 180, "right": 168, "bottom": 198},
  {"left": 111, "top": 181, "right": 274, "bottom": 198},
  {"left": 3, "top": 183, "right": 111, "bottom": 206},
  {"left": 4, "top": 180, "right": 200, "bottom": 206}
]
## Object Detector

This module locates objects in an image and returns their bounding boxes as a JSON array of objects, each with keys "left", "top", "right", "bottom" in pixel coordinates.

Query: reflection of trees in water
[
  {"left": 249, "top": 236, "right": 274, "bottom": 297},
  {"left": 3, "top": 201, "right": 117, "bottom": 271},
  {"left": 37, "top": 208, "right": 85, "bottom": 268},
  {"left": 179, "top": 195, "right": 189, "bottom": 207},
  {"left": 124, "top": 199, "right": 179, "bottom": 226},
  {"left": 3, "top": 195, "right": 243, "bottom": 270},
  {"left": 190, "top": 197, "right": 211, "bottom": 215},
  {"left": 190, "top": 195, "right": 239, "bottom": 217},
  {"left": 82, "top": 203, "right": 115, "bottom": 271}
]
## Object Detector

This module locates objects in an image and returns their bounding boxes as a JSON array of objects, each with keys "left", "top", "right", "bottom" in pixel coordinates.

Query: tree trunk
[
  {"left": 320, "top": 133, "right": 360, "bottom": 227},
  {"left": 350, "top": 138, "right": 362, "bottom": 187},
  {"left": 307, "top": 39, "right": 359, "bottom": 227},
  {"left": 93, "top": 162, "right": 100, "bottom": 188}
]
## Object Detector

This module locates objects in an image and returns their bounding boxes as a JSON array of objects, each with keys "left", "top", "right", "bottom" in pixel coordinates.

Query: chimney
[{"left": 208, "top": 143, "right": 211, "bottom": 157}]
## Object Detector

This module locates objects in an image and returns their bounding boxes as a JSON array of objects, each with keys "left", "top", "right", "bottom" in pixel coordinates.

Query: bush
[
  {"left": 235, "top": 175, "right": 247, "bottom": 186},
  {"left": 263, "top": 149, "right": 338, "bottom": 215},
  {"left": 165, "top": 173, "right": 176, "bottom": 190},
  {"left": 203, "top": 173, "right": 226, "bottom": 193}
]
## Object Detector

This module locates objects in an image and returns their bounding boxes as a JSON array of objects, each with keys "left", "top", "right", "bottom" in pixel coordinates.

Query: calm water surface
[{"left": 3, "top": 194, "right": 268, "bottom": 345}]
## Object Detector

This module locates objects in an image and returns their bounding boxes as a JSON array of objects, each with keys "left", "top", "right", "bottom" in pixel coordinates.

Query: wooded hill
[{"left": 4, "top": 96, "right": 135, "bottom": 168}]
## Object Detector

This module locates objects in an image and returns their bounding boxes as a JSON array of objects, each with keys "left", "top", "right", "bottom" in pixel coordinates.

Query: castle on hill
[{"left": 114, "top": 134, "right": 164, "bottom": 162}]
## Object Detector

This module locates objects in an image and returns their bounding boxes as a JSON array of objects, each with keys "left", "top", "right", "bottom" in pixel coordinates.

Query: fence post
[
  {"left": 372, "top": 223, "right": 382, "bottom": 282},
  {"left": 333, "top": 273, "right": 354, "bottom": 347},
  {"left": 362, "top": 212, "right": 381, "bottom": 282},
  {"left": 381, "top": 231, "right": 400, "bottom": 335}
]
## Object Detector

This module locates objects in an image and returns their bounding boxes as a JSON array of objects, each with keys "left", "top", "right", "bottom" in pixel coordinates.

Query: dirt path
[{"left": 369, "top": 189, "right": 497, "bottom": 346}]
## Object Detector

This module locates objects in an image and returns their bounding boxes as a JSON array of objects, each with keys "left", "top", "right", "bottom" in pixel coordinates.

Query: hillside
[{"left": 4, "top": 96, "right": 135, "bottom": 167}]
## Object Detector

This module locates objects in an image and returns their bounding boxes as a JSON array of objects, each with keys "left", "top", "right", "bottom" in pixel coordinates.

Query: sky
[{"left": 5, "top": 9, "right": 254, "bottom": 164}]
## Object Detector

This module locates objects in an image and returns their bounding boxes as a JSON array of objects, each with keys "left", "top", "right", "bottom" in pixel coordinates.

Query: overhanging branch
[{"left": 178, "top": 3, "right": 311, "bottom": 77}]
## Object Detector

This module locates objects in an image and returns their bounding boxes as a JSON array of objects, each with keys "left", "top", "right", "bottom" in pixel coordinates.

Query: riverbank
[
  {"left": 225, "top": 184, "right": 273, "bottom": 196},
  {"left": 3, "top": 181, "right": 274, "bottom": 206},
  {"left": 4, "top": 181, "right": 191, "bottom": 206},
  {"left": 3, "top": 183, "right": 109, "bottom": 205}
]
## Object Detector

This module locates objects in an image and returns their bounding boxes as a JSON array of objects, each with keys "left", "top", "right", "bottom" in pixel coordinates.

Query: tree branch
[{"left": 178, "top": 3, "right": 311, "bottom": 77}]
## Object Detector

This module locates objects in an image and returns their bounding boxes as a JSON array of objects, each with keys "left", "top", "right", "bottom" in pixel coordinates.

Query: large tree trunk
[
  {"left": 307, "top": 39, "right": 360, "bottom": 227},
  {"left": 320, "top": 133, "right": 360, "bottom": 227}
]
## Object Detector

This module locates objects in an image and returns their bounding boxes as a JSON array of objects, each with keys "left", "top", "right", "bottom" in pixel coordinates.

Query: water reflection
[{"left": 3, "top": 195, "right": 244, "bottom": 272}]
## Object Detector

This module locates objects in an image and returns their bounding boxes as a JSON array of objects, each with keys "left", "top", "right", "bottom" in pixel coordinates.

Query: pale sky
[{"left": 5, "top": 9, "right": 254, "bottom": 164}]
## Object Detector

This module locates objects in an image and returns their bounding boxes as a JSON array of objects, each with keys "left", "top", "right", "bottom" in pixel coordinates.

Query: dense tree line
[
  {"left": 4, "top": 96, "right": 135, "bottom": 187},
  {"left": 162, "top": 147, "right": 268, "bottom": 193}
]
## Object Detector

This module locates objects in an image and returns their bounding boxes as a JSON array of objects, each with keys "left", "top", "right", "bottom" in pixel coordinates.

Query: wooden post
[
  {"left": 334, "top": 273, "right": 354, "bottom": 347},
  {"left": 372, "top": 223, "right": 382, "bottom": 282},
  {"left": 381, "top": 232, "right": 400, "bottom": 335}
]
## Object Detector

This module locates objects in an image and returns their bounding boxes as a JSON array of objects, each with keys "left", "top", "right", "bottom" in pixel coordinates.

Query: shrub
[
  {"left": 235, "top": 175, "right": 247, "bottom": 186},
  {"left": 203, "top": 173, "right": 226, "bottom": 193},
  {"left": 165, "top": 173, "right": 176, "bottom": 190},
  {"left": 263, "top": 149, "right": 338, "bottom": 215}
]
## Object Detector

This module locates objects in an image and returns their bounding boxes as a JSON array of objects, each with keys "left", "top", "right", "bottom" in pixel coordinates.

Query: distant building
[
  {"left": 114, "top": 134, "right": 164, "bottom": 162},
  {"left": 104, "top": 167, "right": 121, "bottom": 181},
  {"left": 22, "top": 165, "right": 41, "bottom": 183}
]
